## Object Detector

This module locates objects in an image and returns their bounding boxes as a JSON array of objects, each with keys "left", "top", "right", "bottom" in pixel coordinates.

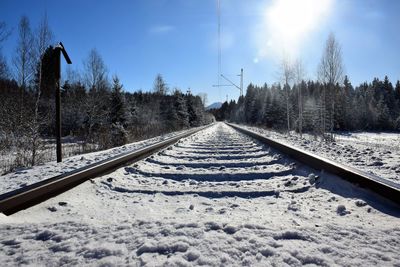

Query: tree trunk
[
  {"left": 286, "top": 83, "right": 290, "bottom": 135},
  {"left": 298, "top": 85, "right": 303, "bottom": 138}
]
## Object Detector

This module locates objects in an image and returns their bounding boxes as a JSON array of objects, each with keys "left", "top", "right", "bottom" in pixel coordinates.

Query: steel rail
[
  {"left": 0, "top": 124, "right": 213, "bottom": 215},
  {"left": 227, "top": 123, "right": 400, "bottom": 205}
]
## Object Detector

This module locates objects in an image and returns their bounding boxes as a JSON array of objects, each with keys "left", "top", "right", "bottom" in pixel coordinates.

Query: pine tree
[
  {"left": 383, "top": 75, "right": 395, "bottom": 113},
  {"left": 342, "top": 75, "right": 353, "bottom": 130},
  {"left": 244, "top": 84, "right": 256, "bottom": 123},
  {"left": 186, "top": 94, "right": 204, "bottom": 127},
  {"left": 303, "top": 98, "right": 320, "bottom": 134},
  {"left": 173, "top": 90, "right": 189, "bottom": 128},
  {"left": 109, "top": 76, "right": 128, "bottom": 146},
  {"left": 377, "top": 95, "right": 390, "bottom": 130},
  {"left": 395, "top": 81, "right": 400, "bottom": 101},
  {"left": 110, "top": 76, "right": 127, "bottom": 125},
  {"left": 160, "top": 95, "right": 178, "bottom": 130}
]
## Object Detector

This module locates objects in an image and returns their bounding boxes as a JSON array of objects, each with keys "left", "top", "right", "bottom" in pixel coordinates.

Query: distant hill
[{"left": 206, "top": 102, "right": 222, "bottom": 110}]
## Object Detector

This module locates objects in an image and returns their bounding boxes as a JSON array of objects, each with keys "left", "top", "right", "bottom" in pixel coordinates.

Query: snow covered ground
[
  {"left": 0, "top": 122, "right": 399, "bottom": 266},
  {"left": 0, "top": 128, "right": 197, "bottom": 195},
  {"left": 234, "top": 124, "right": 400, "bottom": 185},
  {"left": 0, "top": 139, "right": 98, "bottom": 175}
]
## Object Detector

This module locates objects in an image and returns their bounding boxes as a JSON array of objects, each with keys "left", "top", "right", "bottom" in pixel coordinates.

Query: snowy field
[
  {"left": 0, "top": 122, "right": 399, "bottom": 266},
  {"left": 0, "top": 128, "right": 197, "bottom": 195},
  {"left": 235, "top": 124, "right": 400, "bottom": 185}
]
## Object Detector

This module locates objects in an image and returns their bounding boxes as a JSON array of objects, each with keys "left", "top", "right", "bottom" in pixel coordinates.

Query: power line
[
  {"left": 217, "top": 0, "right": 221, "bottom": 98},
  {"left": 213, "top": 0, "right": 244, "bottom": 100}
]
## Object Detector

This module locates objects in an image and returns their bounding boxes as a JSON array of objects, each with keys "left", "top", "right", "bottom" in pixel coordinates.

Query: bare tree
[
  {"left": 34, "top": 13, "right": 53, "bottom": 64},
  {"left": 65, "top": 65, "right": 82, "bottom": 84},
  {"left": 13, "top": 16, "right": 35, "bottom": 88},
  {"left": 84, "top": 48, "right": 108, "bottom": 91},
  {"left": 294, "top": 59, "right": 306, "bottom": 138},
  {"left": 0, "top": 54, "right": 8, "bottom": 80},
  {"left": 0, "top": 21, "right": 11, "bottom": 79},
  {"left": 28, "top": 14, "right": 54, "bottom": 166},
  {"left": 198, "top": 93, "right": 208, "bottom": 107},
  {"left": 5, "top": 15, "right": 55, "bottom": 167},
  {"left": 0, "top": 21, "right": 11, "bottom": 43},
  {"left": 279, "top": 56, "right": 294, "bottom": 134},
  {"left": 318, "top": 33, "right": 344, "bottom": 140},
  {"left": 12, "top": 16, "right": 35, "bottom": 146},
  {"left": 153, "top": 73, "right": 168, "bottom": 95},
  {"left": 83, "top": 49, "right": 109, "bottom": 142},
  {"left": 33, "top": 14, "right": 53, "bottom": 105}
]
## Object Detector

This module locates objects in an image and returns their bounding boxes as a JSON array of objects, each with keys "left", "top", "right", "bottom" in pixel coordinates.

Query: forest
[
  {"left": 0, "top": 16, "right": 212, "bottom": 171},
  {"left": 211, "top": 34, "right": 400, "bottom": 137},
  {"left": 212, "top": 76, "right": 400, "bottom": 132}
]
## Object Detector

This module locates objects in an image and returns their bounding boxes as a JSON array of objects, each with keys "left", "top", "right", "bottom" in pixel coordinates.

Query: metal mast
[{"left": 239, "top": 68, "right": 243, "bottom": 97}]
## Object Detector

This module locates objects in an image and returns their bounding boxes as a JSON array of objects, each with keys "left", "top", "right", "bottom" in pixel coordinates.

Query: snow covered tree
[
  {"left": 109, "top": 76, "right": 128, "bottom": 147},
  {"left": 340, "top": 75, "right": 353, "bottom": 130},
  {"left": 8, "top": 15, "right": 56, "bottom": 166},
  {"left": 303, "top": 98, "right": 320, "bottom": 134},
  {"left": 161, "top": 95, "right": 179, "bottom": 130},
  {"left": 187, "top": 94, "right": 204, "bottom": 127},
  {"left": 110, "top": 122, "right": 128, "bottom": 147},
  {"left": 244, "top": 84, "right": 257, "bottom": 123},
  {"left": 377, "top": 95, "right": 391, "bottom": 130},
  {"left": 395, "top": 116, "right": 400, "bottom": 131},
  {"left": 62, "top": 80, "right": 86, "bottom": 136},
  {"left": 110, "top": 76, "right": 127, "bottom": 126},
  {"left": 395, "top": 81, "right": 400, "bottom": 102},
  {"left": 173, "top": 89, "right": 189, "bottom": 128}
]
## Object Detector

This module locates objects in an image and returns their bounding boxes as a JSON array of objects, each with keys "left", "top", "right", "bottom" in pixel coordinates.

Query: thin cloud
[{"left": 149, "top": 25, "right": 175, "bottom": 34}]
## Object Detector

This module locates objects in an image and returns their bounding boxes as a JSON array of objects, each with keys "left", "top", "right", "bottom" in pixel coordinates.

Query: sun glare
[{"left": 259, "top": 0, "right": 333, "bottom": 59}]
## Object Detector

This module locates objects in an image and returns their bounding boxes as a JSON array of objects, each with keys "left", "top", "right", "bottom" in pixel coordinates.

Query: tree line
[
  {"left": 0, "top": 16, "right": 212, "bottom": 170},
  {"left": 211, "top": 34, "right": 400, "bottom": 137}
]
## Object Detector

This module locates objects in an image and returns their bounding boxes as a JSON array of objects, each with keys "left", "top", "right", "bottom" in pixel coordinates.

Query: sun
[{"left": 259, "top": 0, "right": 333, "bottom": 58}]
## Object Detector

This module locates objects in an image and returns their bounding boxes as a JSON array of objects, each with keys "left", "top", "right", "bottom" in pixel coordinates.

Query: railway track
[
  {"left": 1, "top": 122, "right": 400, "bottom": 266},
  {"left": 0, "top": 124, "right": 213, "bottom": 215},
  {"left": 106, "top": 122, "right": 310, "bottom": 198},
  {"left": 228, "top": 123, "right": 400, "bottom": 205},
  {"left": 1, "top": 122, "right": 399, "bottom": 216}
]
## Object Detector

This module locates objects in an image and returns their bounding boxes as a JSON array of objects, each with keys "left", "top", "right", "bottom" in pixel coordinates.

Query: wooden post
[
  {"left": 54, "top": 48, "right": 62, "bottom": 163},
  {"left": 53, "top": 42, "right": 72, "bottom": 163}
]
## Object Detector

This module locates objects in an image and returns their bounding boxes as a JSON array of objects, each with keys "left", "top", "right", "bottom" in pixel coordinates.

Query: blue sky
[{"left": 1, "top": 0, "right": 399, "bottom": 105}]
